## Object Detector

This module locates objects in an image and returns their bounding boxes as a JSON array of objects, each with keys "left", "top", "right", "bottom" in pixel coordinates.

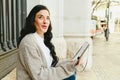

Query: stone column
[
  {"left": 40, "top": 0, "right": 67, "bottom": 59},
  {"left": 64, "top": 0, "right": 92, "bottom": 70},
  {"left": 27, "top": 0, "right": 67, "bottom": 59},
  {"left": 27, "top": 0, "right": 40, "bottom": 15}
]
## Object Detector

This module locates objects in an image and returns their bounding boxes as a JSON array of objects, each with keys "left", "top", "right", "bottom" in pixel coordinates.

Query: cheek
[
  {"left": 48, "top": 21, "right": 50, "bottom": 26},
  {"left": 34, "top": 22, "right": 40, "bottom": 30},
  {"left": 34, "top": 20, "right": 41, "bottom": 26},
  {"left": 49, "top": 22, "right": 50, "bottom": 25},
  {"left": 36, "top": 20, "right": 40, "bottom": 25}
]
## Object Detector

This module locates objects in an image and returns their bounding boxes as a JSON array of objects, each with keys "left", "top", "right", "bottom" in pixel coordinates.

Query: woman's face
[{"left": 34, "top": 10, "right": 50, "bottom": 36}]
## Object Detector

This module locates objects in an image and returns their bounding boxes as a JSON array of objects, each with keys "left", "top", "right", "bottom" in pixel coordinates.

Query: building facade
[{"left": 0, "top": 0, "right": 93, "bottom": 79}]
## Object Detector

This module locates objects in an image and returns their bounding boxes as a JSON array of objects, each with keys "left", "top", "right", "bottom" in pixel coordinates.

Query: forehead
[{"left": 36, "top": 10, "right": 50, "bottom": 16}]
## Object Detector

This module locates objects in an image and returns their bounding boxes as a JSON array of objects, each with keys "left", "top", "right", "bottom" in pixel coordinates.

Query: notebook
[{"left": 73, "top": 41, "right": 89, "bottom": 61}]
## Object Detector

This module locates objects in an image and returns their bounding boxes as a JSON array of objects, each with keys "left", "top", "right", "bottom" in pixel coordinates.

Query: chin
[
  {"left": 43, "top": 30, "right": 48, "bottom": 33},
  {"left": 42, "top": 28, "right": 48, "bottom": 33}
]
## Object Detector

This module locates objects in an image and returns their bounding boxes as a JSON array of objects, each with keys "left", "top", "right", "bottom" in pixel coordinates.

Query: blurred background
[{"left": 0, "top": 0, "right": 120, "bottom": 80}]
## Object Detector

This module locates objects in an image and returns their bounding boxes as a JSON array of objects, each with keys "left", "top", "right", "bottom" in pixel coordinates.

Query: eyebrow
[
  {"left": 37, "top": 14, "right": 49, "bottom": 17},
  {"left": 37, "top": 14, "right": 43, "bottom": 17}
]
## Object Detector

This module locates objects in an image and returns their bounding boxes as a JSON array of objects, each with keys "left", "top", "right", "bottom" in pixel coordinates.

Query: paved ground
[
  {"left": 76, "top": 33, "right": 120, "bottom": 80},
  {"left": 2, "top": 33, "right": 120, "bottom": 80}
]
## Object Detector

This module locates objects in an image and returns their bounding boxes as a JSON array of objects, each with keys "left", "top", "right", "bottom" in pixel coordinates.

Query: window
[{"left": 0, "top": 0, "right": 26, "bottom": 55}]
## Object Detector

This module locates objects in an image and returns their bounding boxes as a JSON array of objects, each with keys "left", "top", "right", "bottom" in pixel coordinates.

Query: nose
[{"left": 43, "top": 18, "right": 48, "bottom": 24}]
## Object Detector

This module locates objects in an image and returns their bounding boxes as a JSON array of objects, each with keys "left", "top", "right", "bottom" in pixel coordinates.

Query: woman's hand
[{"left": 74, "top": 57, "right": 81, "bottom": 66}]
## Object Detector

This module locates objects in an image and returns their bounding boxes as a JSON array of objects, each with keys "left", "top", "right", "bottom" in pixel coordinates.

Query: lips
[{"left": 42, "top": 25, "right": 47, "bottom": 29}]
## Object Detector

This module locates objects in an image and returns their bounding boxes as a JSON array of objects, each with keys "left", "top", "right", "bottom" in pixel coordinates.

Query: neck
[{"left": 36, "top": 31, "right": 44, "bottom": 38}]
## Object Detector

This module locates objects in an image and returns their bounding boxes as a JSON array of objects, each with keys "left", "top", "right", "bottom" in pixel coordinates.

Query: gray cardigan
[{"left": 17, "top": 33, "right": 75, "bottom": 80}]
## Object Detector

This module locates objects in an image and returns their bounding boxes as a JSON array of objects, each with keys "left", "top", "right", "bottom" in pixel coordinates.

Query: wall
[
  {"left": 64, "top": 0, "right": 93, "bottom": 70},
  {"left": 26, "top": 0, "right": 93, "bottom": 69},
  {"left": 27, "top": 0, "right": 67, "bottom": 58},
  {"left": 27, "top": 0, "right": 40, "bottom": 16},
  {"left": 64, "top": 0, "right": 91, "bottom": 35}
]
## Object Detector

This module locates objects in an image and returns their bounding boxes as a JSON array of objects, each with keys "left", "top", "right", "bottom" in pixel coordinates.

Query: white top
[{"left": 34, "top": 32, "right": 53, "bottom": 67}]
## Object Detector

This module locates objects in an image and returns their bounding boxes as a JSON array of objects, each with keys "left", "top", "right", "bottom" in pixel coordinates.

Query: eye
[
  {"left": 39, "top": 15, "right": 43, "bottom": 19},
  {"left": 47, "top": 16, "right": 50, "bottom": 20}
]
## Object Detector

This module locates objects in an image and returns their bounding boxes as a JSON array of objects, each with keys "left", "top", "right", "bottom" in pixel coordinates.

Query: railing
[
  {"left": 0, "top": 0, "right": 26, "bottom": 79},
  {"left": 0, "top": 0, "right": 26, "bottom": 55}
]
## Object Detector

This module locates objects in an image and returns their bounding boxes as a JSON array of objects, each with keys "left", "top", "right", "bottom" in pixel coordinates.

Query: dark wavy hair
[{"left": 17, "top": 5, "right": 59, "bottom": 67}]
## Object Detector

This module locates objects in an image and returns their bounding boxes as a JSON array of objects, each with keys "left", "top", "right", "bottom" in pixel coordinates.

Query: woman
[{"left": 17, "top": 5, "right": 79, "bottom": 80}]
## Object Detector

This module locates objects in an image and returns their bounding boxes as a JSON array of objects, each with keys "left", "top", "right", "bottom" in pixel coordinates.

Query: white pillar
[
  {"left": 27, "top": 0, "right": 40, "bottom": 15},
  {"left": 40, "top": 0, "right": 67, "bottom": 59},
  {"left": 27, "top": 0, "right": 64, "bottom": 37},
  {"left": 64, "top": 0, "right": 91, "bottom": 36},
  {"left": 27, "top": 0, "right": 67, "bottom": 59},
  {"left": 64, "top": 0, "right": 92, "bottom": 70}
]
